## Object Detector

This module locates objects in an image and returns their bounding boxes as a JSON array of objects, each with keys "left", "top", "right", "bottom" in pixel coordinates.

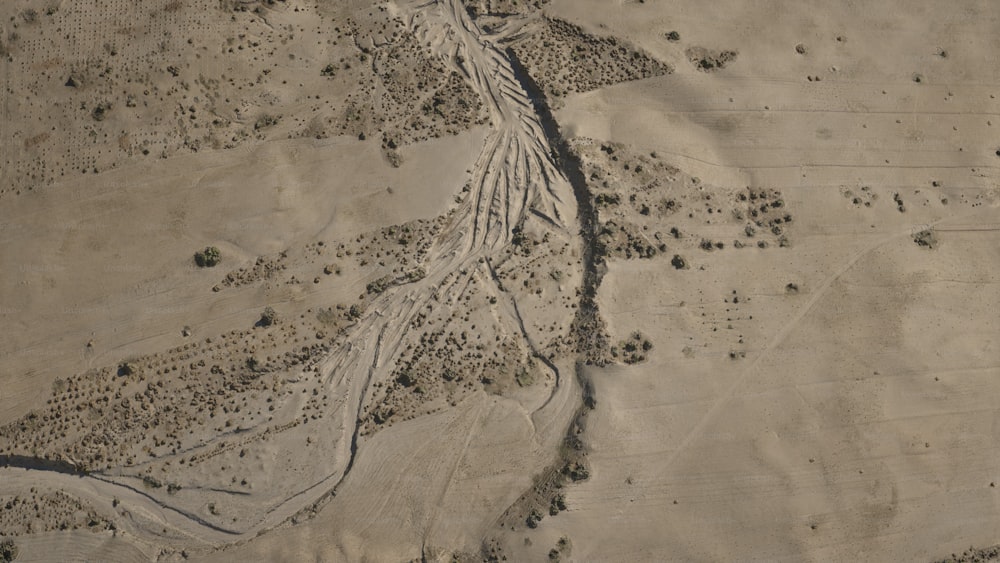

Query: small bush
[
  {"left": 913, "top": 229, "right": 937, "bottom": 249},
  {"left": 366, "top": 276, "right": 393, "bottom": 295},
  {"left": 254, "top": 114, "right": 278, "bottom": 130},
  {"left": 194, "top": 246, "right": 222, "bottom": 267},
  {"left": 404, "top": 267, "right": 426, "bottom": 283},
  {"left": 0, "top": 538, "right": 18, "bottom": 563},
  {"left": 396, "top": 370, "right": 415, "bottom": 387},
  {"left": 258, "top": 306, "right": 277, "bottom": 327},
  {"left": 526, "top": 508, "right": 544, "bottom": 528},
  {"left": 347, "top": 304, "right": 363, "bottom": 320},
  {"left": 91, "top": 102, "right": 111, "bottom": 121},
  {"left": 549, "top": 493, "right": 567, "bottom": 515},
  {"left": 563, "top": 461, "right": 589, "bottom": 482},
  {"left": 142, "top": 475, "right": 163, "bottom": 489},
  {"left": 316, "top": 308, "right": 338, "bottom": 326},
  {"left": 594, "top": 193, "right": 621, "bottom": 206},
  {"left": 385, "top": 149, "right": 403, "bottom": 168},
  {"left": 515, "top": 368, "right": 535, "bottom": 387}
]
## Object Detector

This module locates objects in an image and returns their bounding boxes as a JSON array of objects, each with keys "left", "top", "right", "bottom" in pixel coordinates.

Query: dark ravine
[
  {"left": 0, "top": 454, "right": 89, "bottom": 476},
  {"left": 86, "top": 473, "right": 244, "bottom": 536},
  {"left": 478, "top": 47, "right": 610, "bottom": 558},
  {"left": 506, "top": 43, "right": 609, "bottom": 374},
  {"left": 505, "top": 45, "right": 611, "bottom": 369}
]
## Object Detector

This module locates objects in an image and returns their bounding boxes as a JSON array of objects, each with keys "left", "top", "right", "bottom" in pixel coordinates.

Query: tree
[
  {"left": 258, "top": 306, "right": 277, "bottom": 327},
  {"left": 194, "top": 246, "right": 222, "bottom": 267},
  {"left": 0, "top": 539, "right": 18, "bottom": 563}
]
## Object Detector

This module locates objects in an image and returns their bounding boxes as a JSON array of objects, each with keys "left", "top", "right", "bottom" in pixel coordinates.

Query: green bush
[
  {"left": 258, "top": 306, "right": 277, "bottom": 327},
  {"left": 194, "top": 246, "right": 222, "bottom": 267},
  {"left": 0, "top": 538, "right": 18, "bottom": 563},
  {"left": 254, "top": 114, "right": 278, "bottom": 130}
]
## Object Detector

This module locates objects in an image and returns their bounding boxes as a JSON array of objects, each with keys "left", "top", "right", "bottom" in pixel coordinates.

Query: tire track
[{"left": 267, "top": 0, "right": 576, "bottom": 531}]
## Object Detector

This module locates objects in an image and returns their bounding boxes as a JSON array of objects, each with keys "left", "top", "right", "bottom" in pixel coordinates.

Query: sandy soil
[{"left": 1, "top": 0, "right": 998, "bottom": 561}]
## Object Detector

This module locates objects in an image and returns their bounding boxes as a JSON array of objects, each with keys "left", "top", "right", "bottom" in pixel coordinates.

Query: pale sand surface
[{"left": 1, "top": 0, "right": 997, "bottom": 561}]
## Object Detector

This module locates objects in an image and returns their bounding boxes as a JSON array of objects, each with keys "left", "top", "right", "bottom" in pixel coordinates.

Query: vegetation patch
[
  {"left": 611, "top": 331, "right": 653, "bottom": 364},
  {"left": 686, "top": 46, "right": 739, "bottom": 71},
  {"left": 914, "top": 229, "right": 937, "bottom": 249},
  {"left": 194, "top": 246, "right": 222, "bottom": 268}
]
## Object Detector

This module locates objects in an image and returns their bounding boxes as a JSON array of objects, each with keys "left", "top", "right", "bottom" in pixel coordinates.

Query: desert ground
[{"left": 0, "top": 0, "right": 998, "bottom": 561}]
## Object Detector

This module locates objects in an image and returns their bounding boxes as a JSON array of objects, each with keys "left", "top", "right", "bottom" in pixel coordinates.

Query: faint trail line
[
  {"left": 423, "top": 399, "right": 485, "bottom": 542},
  {"left": 656, "top": 215, "right": 959, "bottom": 472}
]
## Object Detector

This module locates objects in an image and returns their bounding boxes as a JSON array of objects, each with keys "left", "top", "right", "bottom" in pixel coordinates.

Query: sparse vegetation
[
  {"left": 509, "top": 16, "right": 672, "bottom": 108},
  {"left": 611, "top": 332, "right": 653, "bottom": 364},
  {"left": 935, "top": 545, "right": 1000, "bottom": 563},
  {"left": 385, "top": 149, "right": 404, "bottom": 168},
  {"left": 4, "top": 0, "right": 990, "bottom": 557}
]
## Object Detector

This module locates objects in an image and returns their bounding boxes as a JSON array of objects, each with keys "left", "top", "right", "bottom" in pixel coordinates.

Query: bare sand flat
[{"left": 1, "top": 0, "right": 998, "bottom": 561}]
